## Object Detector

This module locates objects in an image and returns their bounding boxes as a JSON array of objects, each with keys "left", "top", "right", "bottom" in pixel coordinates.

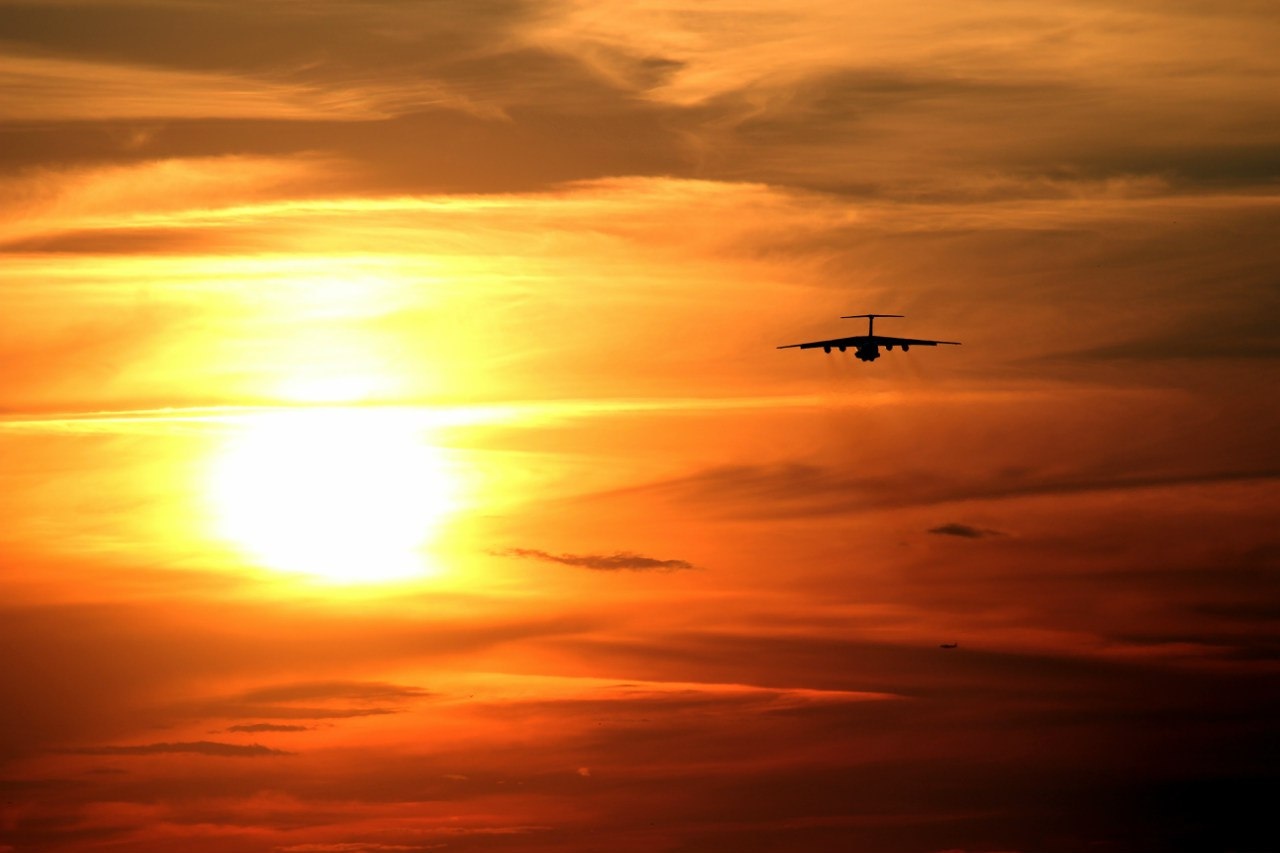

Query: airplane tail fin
[{"left": 840, "top": 313, "right": 903, "bottom": 335}]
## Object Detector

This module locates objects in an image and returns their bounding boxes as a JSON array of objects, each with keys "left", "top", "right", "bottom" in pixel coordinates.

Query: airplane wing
[
  {"left": 869, "top": 335, "right": 961, "bottom": 347},
  {"left": 777, "top": 334, "right": 961, "bottom": 349},
  {"left": 776, "top": 335, "right": 870, "bottom": 350}
]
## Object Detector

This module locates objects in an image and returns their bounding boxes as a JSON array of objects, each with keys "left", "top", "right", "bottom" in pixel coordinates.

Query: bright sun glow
[
  {"left": 275, "top": 373, "right": 396, "bottom": 404},
  {"left": 207, "top": 408, "right": 457, "bottom": 583}
]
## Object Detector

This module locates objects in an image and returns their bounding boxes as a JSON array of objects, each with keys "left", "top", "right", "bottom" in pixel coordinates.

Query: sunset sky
[{"left": 2, "top": 2, "right": 1278, "bottom": 851}]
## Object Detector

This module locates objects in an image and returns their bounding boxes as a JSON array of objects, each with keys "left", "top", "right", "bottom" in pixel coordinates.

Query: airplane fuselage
[
  {"left": 821, "top": 343, "right": 897, "bottom": 360},
  {"left": 822, "top": 343, "right": 880, "bottom": 360}
]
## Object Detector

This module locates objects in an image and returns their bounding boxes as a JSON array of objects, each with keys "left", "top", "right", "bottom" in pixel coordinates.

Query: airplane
[
  {"left": 939, "top": 642, "right": 959, "bottom": 649},
  {"left": 777, "top": 314, "right": 960, "bottom": 362}
]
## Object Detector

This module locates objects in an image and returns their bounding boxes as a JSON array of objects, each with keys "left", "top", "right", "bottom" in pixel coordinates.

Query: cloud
[
  {"left": 1, "top": 0, "right": 1278, "bottom": 202},
  {"left": 528, "top": 0, "right": 1280, "bottom": 196},
  {"left": 451, "top": 672, "right": 896, "bottom": 721},
  {"left": 237, "top": 681, "right": 431, "bottom": 704},
  {"left": 1062, "top": 304, "right": 1280, "bottom": 361},
  {"left": 0, "top": 52, "right": 438, "bottom": 122},
  {"left": 67, "top": 741, "right": 292, "bottom": 757},
  {"left": 0, "top": 226, "right": 238, "bottom": 256},
  {"left": 4, "top": 174, "right": 1276, "bottom": 417},
  {"left": 619, "top": 460, "right": 1280, "bottom": 520},
  {"left": 225, "top": 724, "right": 311, "bottom": 733},
  {"left": 497, "top": 548, "right": 694, "bottom": 572},
  {"left": 188, "top": 681, "right": 432, "bottom": 725},
  {"left": 216, "top": 707, "right": 398, "bottom": 721},
  {"left": 278, "top": 827, "right": 545, "bottom": 848},
  {"left": 0, "top": 156, "right": 341, "bottom": 232},
  {"left": 0, "top": 597, "right": 594, "bottom": 763},
  {"left": 928, "top": 523, "right": 1004, "bottom": 539},
  {"left": 0, "top": 0, "right": 531, "bottom": 123},
  {"left": 277, "top": 840, "right": 432, "bottom": 845}
]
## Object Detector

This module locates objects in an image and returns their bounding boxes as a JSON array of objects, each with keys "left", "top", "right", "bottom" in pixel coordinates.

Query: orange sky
[{"left": 2, "top": 2, "right": 1278, "bottom": 852}]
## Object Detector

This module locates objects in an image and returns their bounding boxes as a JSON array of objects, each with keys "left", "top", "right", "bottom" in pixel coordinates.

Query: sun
[{"left": 207, "top": 408, "right": 457, "bottom": 583}]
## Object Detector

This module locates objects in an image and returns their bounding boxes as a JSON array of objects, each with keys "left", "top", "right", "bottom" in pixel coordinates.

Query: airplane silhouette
[
  {"left": 778, "top": 314, "right": 960, "bottom": 362},
  {"left": 939, "top": 642, "right": 959, "bottom": 649}
]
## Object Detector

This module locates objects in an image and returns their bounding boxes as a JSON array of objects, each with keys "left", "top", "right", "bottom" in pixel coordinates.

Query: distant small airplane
[
  {"left": 777, "top": 314, "right": 960, "bottom": 362},
  {"left": 939, "top": 642, "right": 959, "bottom": 649}
]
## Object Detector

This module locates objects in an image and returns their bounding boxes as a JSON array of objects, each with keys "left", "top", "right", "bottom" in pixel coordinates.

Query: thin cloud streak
[
  {"left": 0, "top": 52, "right": 455, "bottom": 122},
  {"left": 276, "top": 840, "right": 435, "bottom": 845},
  {"left": 226, "top": 724, "right": 310, "bottom": 733},
  {"left": 927, "top": 523, "right": 1004, "bottom": 539},
  {"left": 497, "top": 548, "right": 694, "bottom": 572},
  {"left": 66, "top": 741, "right": 292, "bottom": 757},
  {"left": 608, "top": 461, "right": 1280, "bottom": 520},
  {"left": 275, "top": 840, "right": 424, "bottom": 845},
  {"left": 0, "top": 391, "right": 1055, "bottom": 434}
]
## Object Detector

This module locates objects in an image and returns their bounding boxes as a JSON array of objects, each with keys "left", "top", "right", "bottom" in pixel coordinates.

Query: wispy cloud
[
  {"left": 619, "top": 461, "right": 1280, "bottom": 520},
  {"left": 226, "top": 723, "right": 311, "bottom": 733},
  {"left": 531, "top": 0, "right": 1280, "bottom": 193},
  {"left": 928, "top": 523, "right": 1004, "bottom": 539},
  {"left": 189, "top": 681, "right": 432, "bottom": 724},
  {"left": 67, "top": 740, "right": 292, "bottom": 757},
  {"left": 0, "top": 156, "right": 342, "bottom": 235},
  {"left": 448, "top": 671, "right": 897, "bottom": 711},
  {"left": 276, "top": 840, "right": 435, "bottom": 845},
  {"left": 497, "top": 548, "right": 694, "bottom": 572},
  {"left": 237, "top": 681, "right": 431, "bottom": 704},
  {"left": 207, "top": 707, "right": 398, "bottom": 722},
  {"left": 0, "top": 52, "right": 443, "bottom": 122}
]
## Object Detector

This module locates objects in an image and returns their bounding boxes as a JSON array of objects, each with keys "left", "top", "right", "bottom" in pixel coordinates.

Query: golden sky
[{"left": 2, "top": 1, "right": 1278, "bottom": 851}]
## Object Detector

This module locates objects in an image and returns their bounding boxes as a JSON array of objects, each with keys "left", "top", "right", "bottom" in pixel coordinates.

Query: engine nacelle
[
  {"left": 901, "top": 344, "right": 910, "bottom": 352},
  {"left": 823, "top": 345, "right": 832, "bottom": 354}
]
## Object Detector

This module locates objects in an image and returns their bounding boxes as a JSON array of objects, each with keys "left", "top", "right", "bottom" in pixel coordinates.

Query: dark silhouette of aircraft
[
  {"left": 778, "top": 314, "right": 960, "bottom": 361},
  {"left": 939, "top": 642, "right": 959, "bottom": 649}
]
